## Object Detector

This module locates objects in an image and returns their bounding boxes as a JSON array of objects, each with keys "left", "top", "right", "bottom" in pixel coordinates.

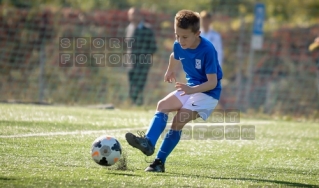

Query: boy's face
[{"left": 174, "top": 25, "right": 200, "bottom": 49}]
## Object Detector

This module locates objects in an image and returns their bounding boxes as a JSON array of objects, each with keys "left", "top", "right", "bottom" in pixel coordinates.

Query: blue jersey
[{"left": 173, "top": 36, "right": 223, "bottom": 100}]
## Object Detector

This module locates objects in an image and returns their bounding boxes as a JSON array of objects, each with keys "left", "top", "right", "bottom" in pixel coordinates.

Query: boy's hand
[
  {"left": 164, "top": 71, "right": 176, "bottom": 83},
  {"left": 175, "top": 82, "right": 194, "bottom": 96}
]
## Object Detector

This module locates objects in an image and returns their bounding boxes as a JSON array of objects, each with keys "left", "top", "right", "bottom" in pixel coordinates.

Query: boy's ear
[{"left": 195, "top": 30, "right": 201, "bottom": 37}]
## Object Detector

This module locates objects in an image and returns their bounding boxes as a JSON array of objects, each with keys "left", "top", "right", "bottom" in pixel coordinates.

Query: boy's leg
[
  {"left": 125, "top": 91, "right": 186, "bottom": 156},
  {"left": 145, "top": 93, "right": 218, "bottom": 172},
  {"left": 145, "top": 91, "right": 185, "bottom": 145},
  {"left": 145, "top": 108, "right": 198, "bottom": 172}
]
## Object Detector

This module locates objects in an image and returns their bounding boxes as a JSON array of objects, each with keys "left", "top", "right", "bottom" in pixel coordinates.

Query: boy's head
[
  {"left": 174, "top": 10, "right": 201, "bottom": 49},
  {"left": 200, "top": 11, "right": 212, "bottom": 30}
]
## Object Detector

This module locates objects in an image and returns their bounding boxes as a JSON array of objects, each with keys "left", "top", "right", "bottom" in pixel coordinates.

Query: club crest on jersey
[{"left": 195, "top": 59, "right": 201, "bottom": 69}]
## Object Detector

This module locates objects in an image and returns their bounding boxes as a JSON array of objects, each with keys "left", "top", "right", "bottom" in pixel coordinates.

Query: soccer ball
[{"left": 91, "top": 135, "right": 122, "bottom": 166}]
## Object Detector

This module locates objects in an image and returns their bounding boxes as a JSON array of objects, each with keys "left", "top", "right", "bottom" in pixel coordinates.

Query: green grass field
[{"left": 0, "top": 104, "right": 318, "bottom": 188}]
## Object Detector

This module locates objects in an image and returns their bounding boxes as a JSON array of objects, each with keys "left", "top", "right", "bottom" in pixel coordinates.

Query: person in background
[
  {"left": 125, "top": 7, "right": 157, "bottom": 106},
  {"left": 200, "top": 10, "right": 223, "bottom": 68}
]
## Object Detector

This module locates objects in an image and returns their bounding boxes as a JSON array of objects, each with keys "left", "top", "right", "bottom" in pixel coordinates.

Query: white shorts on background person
[{"left": 172, "top": 90, "right": 218, "bottom": 120}]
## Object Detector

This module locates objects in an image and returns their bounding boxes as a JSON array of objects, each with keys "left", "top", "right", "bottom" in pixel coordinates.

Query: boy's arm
[
  {"left": 190, "top": 74, "right": 217, "bottom": 92},
  {"left": 190, "top": 47, "right": 219, "bottom": 92},
  {"left": 175, "top": 74, "right": 217, "bottom": 95},
  {"left": 166, "top": 52, "right": 179, "bottom": 72},
  {"left": 164, "top": 52, "right": 180, "bottom": 83}
]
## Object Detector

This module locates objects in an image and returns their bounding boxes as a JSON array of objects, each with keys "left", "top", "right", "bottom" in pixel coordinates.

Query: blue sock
[
  {"left": 145, "top": 111, "right": 168, "bottom": 147},
  {"left": 156, "top": 129, "right": 182, "bottom": 163}
]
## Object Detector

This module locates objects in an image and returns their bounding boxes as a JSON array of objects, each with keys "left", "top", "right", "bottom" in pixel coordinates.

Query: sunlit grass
[{"left": 0, "top": 104, "right": 318, "bottom": 187}]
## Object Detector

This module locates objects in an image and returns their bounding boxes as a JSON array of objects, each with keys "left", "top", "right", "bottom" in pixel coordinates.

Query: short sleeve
[
  {"left": 204, "top": 49, "right": 218, "bottom": 74},
  {"left": 173, "top": 41, "right": 179, "bottom": 60}
]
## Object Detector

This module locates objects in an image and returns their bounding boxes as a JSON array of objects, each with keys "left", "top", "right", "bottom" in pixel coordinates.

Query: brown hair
[{"left": 175, "top": 10, "right": 200, "bottom": 33}]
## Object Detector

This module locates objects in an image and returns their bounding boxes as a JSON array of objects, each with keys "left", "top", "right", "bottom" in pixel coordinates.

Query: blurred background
[{"left": 0, "top": 0, "right": 319, "bottom": 119}]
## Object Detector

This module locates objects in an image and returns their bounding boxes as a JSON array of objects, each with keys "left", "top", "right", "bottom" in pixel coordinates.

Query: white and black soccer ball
[{"left": 91, "top": 135, "right": 122, "bottom": 166}]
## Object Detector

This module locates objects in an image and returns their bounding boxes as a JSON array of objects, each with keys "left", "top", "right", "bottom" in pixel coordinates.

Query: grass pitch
[{"left": 0, "top": 104, "right": 318, "bottom": 187}]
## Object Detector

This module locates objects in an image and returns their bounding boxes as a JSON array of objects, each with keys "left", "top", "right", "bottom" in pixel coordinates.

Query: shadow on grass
[
  {"left": 159, "top": 172, "right": 318, "bottom": 188},
  {"left": 0, "top": 176, "right": 16, "bottom": 181}
]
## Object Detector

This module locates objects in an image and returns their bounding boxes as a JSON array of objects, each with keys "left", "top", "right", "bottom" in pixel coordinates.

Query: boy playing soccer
[{"left": 125, "top": 10, "right": 223, "bottom": 172}]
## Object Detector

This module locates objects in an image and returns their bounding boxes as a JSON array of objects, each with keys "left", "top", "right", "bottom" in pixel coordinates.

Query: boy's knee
[
  {"left": 156, "top": 99, "right": 168, "bottom": 112},
  {"left": 157, "top": 99, "right": 177, "bottom": 113},
  {"left": 156, "top": 93, "right": 183, "bottom": 113}
]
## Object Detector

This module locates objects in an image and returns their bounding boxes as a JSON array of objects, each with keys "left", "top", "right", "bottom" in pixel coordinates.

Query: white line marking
[
  {"left": 0, "top": 127, "right": 148, "bottom": 138},
  {"left": 0, "top": 121, "right": 273, "bottom": 138}
]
